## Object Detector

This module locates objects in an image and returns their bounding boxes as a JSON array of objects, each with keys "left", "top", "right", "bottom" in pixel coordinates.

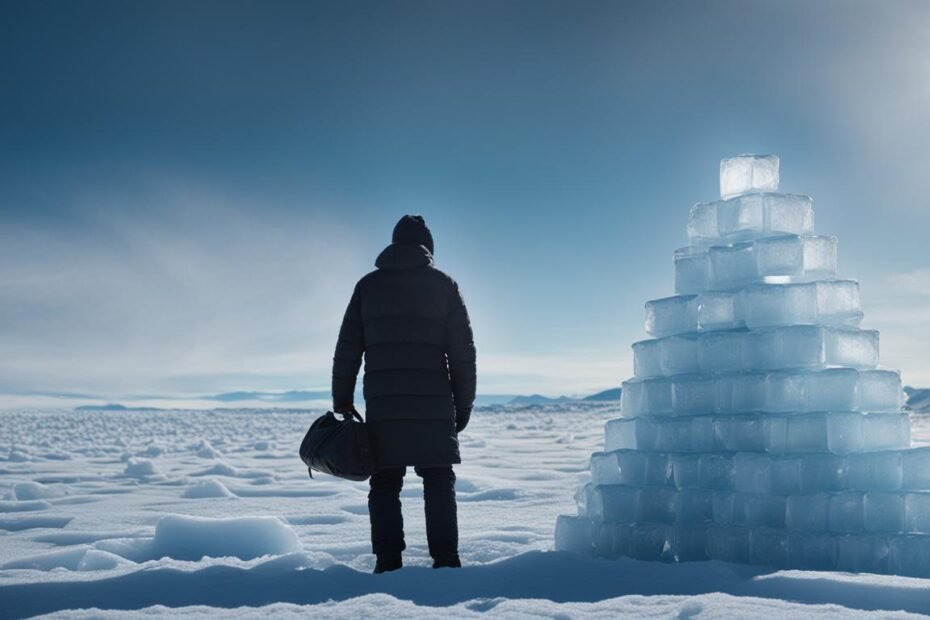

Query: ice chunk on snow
[
  {"left": 720, "top": 154, "right": 779, "bottom": 199},
  {"left": 150, "top": 514, "right": 301, "bottom": 561}
]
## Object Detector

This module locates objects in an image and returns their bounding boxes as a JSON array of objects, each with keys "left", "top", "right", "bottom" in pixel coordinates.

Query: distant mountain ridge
[
  {"left": 63, "top": 387, "right": 930, "bottom": 412},
  {"left": 905, "top": 386, "right": 930, "bottom": 414}
]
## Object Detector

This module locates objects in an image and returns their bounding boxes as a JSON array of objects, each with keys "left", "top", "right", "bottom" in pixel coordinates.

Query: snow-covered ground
[{"left": 2, "top": 405, "right": 930, "bottom": 619}]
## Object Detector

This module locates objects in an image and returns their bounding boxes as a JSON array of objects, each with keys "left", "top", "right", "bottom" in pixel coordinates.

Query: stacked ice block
[{"left": 555, "top": 155, "right": 930, "bottom": 576}]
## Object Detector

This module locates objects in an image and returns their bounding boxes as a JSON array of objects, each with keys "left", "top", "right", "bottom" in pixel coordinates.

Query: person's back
[{"left": 331, "top": 215, "right": 476, "bottom": 573}]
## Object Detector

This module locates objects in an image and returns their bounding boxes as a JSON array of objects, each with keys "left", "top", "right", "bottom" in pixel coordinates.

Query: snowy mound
[
  {"left": 3, "top": 547, "right": 131, "bottom": 572},
  {"left": 123, "top": 458, "right": 161, "bottom": 478},
  {"left": 149, "top": 515, "right": 300, "bottom": 561},
  {"left": 182, "top": 479, "right": 236, "bottom": 499},
  {"left": 195, "top": 439, "right": 223, "bottom": 459},
  {"left": 10, "top": 481, "right": 66, "bottom": 501}
]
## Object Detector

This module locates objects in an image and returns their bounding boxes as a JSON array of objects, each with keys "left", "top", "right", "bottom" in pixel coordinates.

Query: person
[{"left": 331, "top": 214, "right": 477, "bottom": 574}]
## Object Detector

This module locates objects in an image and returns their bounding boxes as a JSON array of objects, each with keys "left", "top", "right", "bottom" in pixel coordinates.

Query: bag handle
[{"left": 336, "top": 407, "right": 364, "bottom": 424}]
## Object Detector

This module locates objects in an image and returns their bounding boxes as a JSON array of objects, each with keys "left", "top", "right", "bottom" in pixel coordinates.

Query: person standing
[{"left": 331, "top": 215, "right": 477, "bottom": 573}]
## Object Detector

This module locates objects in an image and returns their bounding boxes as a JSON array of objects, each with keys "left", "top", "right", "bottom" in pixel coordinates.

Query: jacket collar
[{"left": 375, "top": 242, "right": 434, "bottom": 270}]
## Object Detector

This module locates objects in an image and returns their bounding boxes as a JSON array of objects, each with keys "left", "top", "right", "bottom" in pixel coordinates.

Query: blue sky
[{"left": 1, "top": 0, "right": 929, "bottom": 404}]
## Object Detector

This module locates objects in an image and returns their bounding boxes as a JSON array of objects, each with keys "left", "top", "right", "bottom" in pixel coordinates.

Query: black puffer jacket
[{"left": 331, "top": 224, "right": 477, "bottom": 468}]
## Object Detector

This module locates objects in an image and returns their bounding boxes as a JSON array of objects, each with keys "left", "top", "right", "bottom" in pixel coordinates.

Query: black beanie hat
[{"left": 392, "top": 215, "right": 434, "bottom": 255}]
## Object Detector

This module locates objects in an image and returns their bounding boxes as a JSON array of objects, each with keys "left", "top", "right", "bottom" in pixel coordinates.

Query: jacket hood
[
  {"left": 392, "top": 215, "right": 434, "bottom": 255},
  {"left": 375, "top": 242, "right": 434, "bottom": 270}
]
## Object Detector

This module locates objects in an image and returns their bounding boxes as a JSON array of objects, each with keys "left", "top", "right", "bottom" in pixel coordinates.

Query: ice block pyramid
[{"left": 555, "top": 155, "right": 930, "bottom": 576}]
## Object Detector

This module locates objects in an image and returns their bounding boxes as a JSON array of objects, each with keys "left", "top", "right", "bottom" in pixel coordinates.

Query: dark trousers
[{"left": 368, "top": 465, "right": 458, "bottom": 560}]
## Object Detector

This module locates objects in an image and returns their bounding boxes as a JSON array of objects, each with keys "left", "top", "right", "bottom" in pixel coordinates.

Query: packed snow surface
[{"left": 2, "top": 405, "right": 930, "bottom": 618}]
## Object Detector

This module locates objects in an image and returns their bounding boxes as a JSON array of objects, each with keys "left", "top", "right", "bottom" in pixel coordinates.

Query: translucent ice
[
  {"left": 672, "top": 375, "right": 718, "bottom": 414},
  {"left": 786, "top": 494, "right": 830, "bottom": 532},
  {"left": 743, "top": 283, "right": 816, "bottom": 328},
  {"left": 706, "top": 525, "right": 750, "bottom": 563},
  {"left": 628, "top": 523, "right": 669, "bottom": 560},
  {"left": 674, "top": 247, "right": 710, "bottom": 295},
  {"left": 660, "top": 335, "right": 700, "bottom": 375},
  {"left": 593, "top": 522, "right": 631, "bottom": 559},
  {"left": 677, "top": 235, "right": 839, "bottom": 294},
  {"left": 636, "top": 487, "right": 676, "bottom": 523},
  {"left": 674, "top": 489, "right": 714, "bottom": 523},
  {"left": 857, "top": 370, "right": 904, "bottom": 412},
  {"left": 720, "top": 155, "right": 779, "bottom": 199},
  {"left": 864, "top": 492, "right": 906, "bottom": 532},
  {"left": 698, "top": 330, "right": 745, "bottom": 373},
  {"left": 862, "top": 413, "right": 910, "bottom": 452},
  {"left": 645, "top": 295, "right": 698, "bottom": 338},
  {"left": 805, "top": 368, "right": 859, "bottom": 411},
  {"left": 604, "top": 417, "right": 660, "bottom": 452},
  {"left": 716, "top": 415, "right": 766, "bottom": 452},
  {"left": 632, "top": 339, "right": 663, "bottom": 378},
  {"left": 554, "top": 515, "right": 594, "bottom": 554},
  {"left": 689, "top": 193, "right": 813, "bottom": 247},
  {"left": 712, "top": 492, "right": 745, "bottom": 525},
  {"left": 788, "top": 531, "right": 837, "bottom": 570},
  {"left": 589, "top": 485, "right": 638, "bottom": 522},
  {"left": 836, "top": 534, "right": 892, "bottom": 574},
  {"left": 744, "top": 494, "right": 785, "bottom": 528},
  {"left": 697, "top": 292, "right": 740, "bottom": 331},
  {"left": 829, "top": 492, "right": 865, "bottom": 533},
  {"left": 671, "top": 454, "right": 701, "bottom": 488},
  {"left": 738, "top": 280, "right": 861, "bottom": 330},
  {"left": 589, "top": 452, "right": 623, "bottom": 486},
  {"left": 847, "top": 452, "right": 902, "bottom": 491},
  {"left": 905, "top": 493, "right": 930, "bottom": 533},
  {"left": 716, "top": 194, "right": 764, "bottom": 238},
  {"left": 890, "top": 535, "right": 930, "bottom": 576},
  {"left": 699, "top": 454, "right": 734, "bottom": 490},
  {"left": 668, "top": 525, "right": 708, "bottom": 561},
  {"left": 750, "top": 527, "right": 788, "bottom": 568},
  {"left": 734, "top": 453, "right": 772, "bottom": 495},
  {"left": 901, "top": 448, "right": 930, "bottom": 490},
  {"left": 799, "top": 453, "right": 846, "bottom": 493}
]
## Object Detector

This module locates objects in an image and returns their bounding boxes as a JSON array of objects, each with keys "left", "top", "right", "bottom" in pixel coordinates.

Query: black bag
[{"left": 299, "top": 409, "right": 374, "bottom": 481}]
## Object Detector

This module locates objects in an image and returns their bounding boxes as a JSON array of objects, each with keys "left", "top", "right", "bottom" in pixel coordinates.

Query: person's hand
[
  {"left": 455, "top": 409, "right": 471, "bottom": 433},
  {"left": 334, "top": 404, "right": 354, "bottom": 416}
]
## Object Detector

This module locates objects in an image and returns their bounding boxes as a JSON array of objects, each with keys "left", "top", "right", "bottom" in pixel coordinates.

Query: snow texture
[{"left": 2, "top": 406, "right": 930, "bottom": 617}]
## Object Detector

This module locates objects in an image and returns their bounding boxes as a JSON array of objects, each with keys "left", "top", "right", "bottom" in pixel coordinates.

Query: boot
[
  {"left": 432, "top": 554, "right": 461, "bottom": 569},
  {"left": 373, "top": 552, "right": 403, "bottom": 574}
]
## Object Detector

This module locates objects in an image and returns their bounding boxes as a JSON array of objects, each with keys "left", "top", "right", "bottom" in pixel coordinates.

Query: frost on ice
[{"left": 555, "top": 155, "right": 930, "bottom": 577}]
